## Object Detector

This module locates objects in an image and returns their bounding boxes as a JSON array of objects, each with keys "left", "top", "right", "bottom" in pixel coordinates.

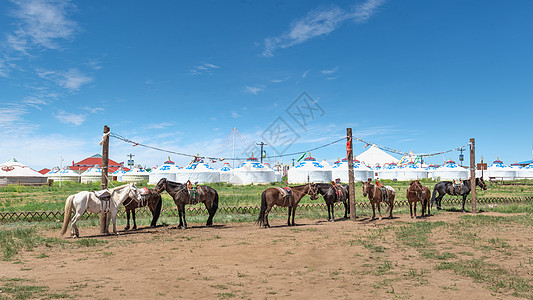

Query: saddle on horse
[
  {"left": 94, "top": 189, "right": 111, "bottom": 212},
  {"left": 450, "top": 179, "right": 463, "bottom": 196},
  {"left": 187, "top": 180, "right": 200, "bottom": 204},
  {"left": 331, "top": 181, "right": 344, "bottom": 198},
  {"left": 277, "top": 187, "right": 293, "bottom": 206}
]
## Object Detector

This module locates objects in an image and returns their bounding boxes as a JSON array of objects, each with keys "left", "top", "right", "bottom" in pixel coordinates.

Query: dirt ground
[{"left": 2, "top": 211, "right": 532, "bottom": 299}]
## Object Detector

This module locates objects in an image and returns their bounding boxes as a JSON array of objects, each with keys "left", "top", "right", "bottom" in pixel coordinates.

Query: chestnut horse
[
  {"left": 406, "top": 180, "right": 428, "bottom": 218},
  {"left": 362, "top": 179, "right": 396, "bottom": 220},
  {"left": 154, "top": 178, "right": 218, "bottom": 229},
  {"left": 123, "top": 188, "right": 162, "bottom": 230},
  {"left": 256, "top": 183, "right": 319, "bottom": 228}
]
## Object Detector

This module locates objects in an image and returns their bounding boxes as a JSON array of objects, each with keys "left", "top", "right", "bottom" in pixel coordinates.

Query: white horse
[{"left": 60, "top": 183, "right": 142, "bottom": 238}]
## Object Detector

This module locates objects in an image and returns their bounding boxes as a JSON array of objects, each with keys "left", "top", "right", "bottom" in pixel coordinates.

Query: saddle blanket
[{"left": 277, "top": 187, "right": 293, "bottom": 198}]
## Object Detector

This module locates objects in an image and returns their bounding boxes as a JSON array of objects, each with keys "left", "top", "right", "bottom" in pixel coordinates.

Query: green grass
[{"left": 0, "top": 277, "right": 70, "bottom": 299}]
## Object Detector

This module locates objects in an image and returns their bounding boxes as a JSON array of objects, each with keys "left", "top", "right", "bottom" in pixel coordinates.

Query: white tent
[
  {"left": 0, "top": 158, "right": 47, "bottom": 186},
  {"left": 485, "top": 159, "right": 517, "bottom": 181},
  {"left": 377, "top": 163, "right": 400, "bottom": 180},
  {"left": 320, "top": 159, "right": 332, "bottom": 170},
  {"left": 47, "top": 167, "right": 80, "bottom": 183},
  {"left": 288, "top": 156, "right": 332, "bottom": 183},
  {"left": 425, "top": 165, "right": 438, "bottom": 179},
  {"left": 149, "top": 161, "right": 181, "bottom": 184},
  {"left": 264, "top": 163, "right": 282, "bottom": 182},
  {"left": 81, "top": 165, "right": 103, "bottom": 183},
  {"left": 432, "top": 160, "right": 469, "bottom": 180},
  {"left": 177, "top": 160, "right": 220, "bottom": 184},
  {"left": 396, "top": 163, "right": 428, "bottom": 181},
  {"left": 112, "top": 167, "right": 128, "bottom": 182},
  {"left": 519, "top": 164, "right": 533, "bottom": 179},
  {"left": 122, "top": 165, "right": 150, "bottom": 183},
  {"left": 219, "top": 162, "right": 233, "bottom": 183},
  {"left": 356, "top": 144, "right": 399, "bottom": 167},
  {"left": 230, "top": 157, "right": 274, "bottom": 185},
  {"left": 331, "top": 158, "right": 373, "bottom": 182}
]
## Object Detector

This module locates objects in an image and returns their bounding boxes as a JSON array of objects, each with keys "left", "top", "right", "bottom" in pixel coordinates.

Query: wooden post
[
  {"left": 347, "top": 128, "right": 356, "bottom": 221},
  {"left": 100, "top": 125, "right": 110, "bottom": 234},
  {"left": 470, "top": 138, "right": 476, "bottom": 213}
]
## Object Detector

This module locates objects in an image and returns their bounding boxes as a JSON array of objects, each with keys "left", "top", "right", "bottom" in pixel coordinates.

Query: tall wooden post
[
  {"left": 100, "top": 125, "right": 110, "bottom": 234},
  {"left": 470, "top": 138, "right": 476, "bottom": 213},
  {"left": 347, "top": 128, "right": 356, "bottom": 221}
]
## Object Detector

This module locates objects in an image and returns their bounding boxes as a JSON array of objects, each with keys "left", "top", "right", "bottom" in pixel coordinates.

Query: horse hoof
[{"left": 124, "top": 226, "right": 130, "bottom": 231}]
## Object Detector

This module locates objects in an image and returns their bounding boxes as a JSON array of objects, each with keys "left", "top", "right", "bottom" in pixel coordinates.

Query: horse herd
[{"left": 60, "top": 177, "right": 488, "bottom": 238}]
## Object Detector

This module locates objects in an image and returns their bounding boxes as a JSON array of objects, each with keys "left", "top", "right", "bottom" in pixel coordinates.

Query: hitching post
[
  {"left": 470, "top": 138, "right": 476, "bottom": 213},
  {"left": 347, "top": 128, "right": 356, "bottom": 221},
  {"left": 100, "top": 125, "right": 110, "bottom": 234}
]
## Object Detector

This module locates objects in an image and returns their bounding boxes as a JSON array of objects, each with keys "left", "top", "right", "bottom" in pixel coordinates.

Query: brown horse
[
  {"left": 123, "top": 188, "right": 162, "bottom": 230},
  {"left": 154, "top": 178, "right": 219, "bottom": 229},
  {"left": 406, "top": 180, "right": 427, "bottom": 218},
  {"left": 362, "top": 179, "right": 396, "bottom": 220},
  {"left": 256, "top": 183, "right": 319, "bottom": 228}
]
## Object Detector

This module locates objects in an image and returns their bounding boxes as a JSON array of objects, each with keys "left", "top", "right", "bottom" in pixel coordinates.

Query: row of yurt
[
  {"left": 475, "top": 159, "right": 519, "bottom": 180},
  {"left": 47, "top": 167, "right": 81, "bottom": 182},
  {"left": 0, "top": 158, "right": 48, "bottom": 186}
]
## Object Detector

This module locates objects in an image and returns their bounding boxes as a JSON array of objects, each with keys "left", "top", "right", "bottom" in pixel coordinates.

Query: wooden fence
[{"left": 0, "top": 196, "right": 531, "bottom": 223}]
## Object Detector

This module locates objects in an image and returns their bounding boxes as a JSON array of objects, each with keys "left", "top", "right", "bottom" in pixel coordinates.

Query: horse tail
[
  {"left": 60, "top": 195, "right": 74, "bottom": 236},
  {"left": 256, "top": 190, "right": 267, "bottom": 226},
  {"left": 430, "top": 187, "right": 438, "bottom": 208},
  {"left": 212, "top": 189, "right": 219, "bottom": 214},
  {"left": 151, "top": 193, "right": 163, "bottom": 226}
]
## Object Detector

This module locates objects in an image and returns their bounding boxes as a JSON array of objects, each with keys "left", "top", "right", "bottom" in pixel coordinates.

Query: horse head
[
  {"left": 308, "top": 183, "right": 320, "bottom": 200},
  {"left": 362, "top": 179, "right": 372, "bottom": 197},
  {"left": 476, "top": 177, "right": 487, "bottom": 190},
  {"left": 409, "top": 180, "right": 423, "bottom": 198},
  {"left": 154, "top": 178, "right": 167, "bottom": 194},
  {"left": 128, "top": 183, "right": 142, "bottom": 201}
]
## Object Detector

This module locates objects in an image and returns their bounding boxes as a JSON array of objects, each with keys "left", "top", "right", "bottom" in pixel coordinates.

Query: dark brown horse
[
  {"left": 406, "top": 180, "right": 427, "bottom": 218},
  {"left": 431, "top": 178, "right": 487, "bottom": 212},
  {"left": 256, "top": 183, "right": 319, "bottom": 228},
  {"left": 123, "top": 188, "right": 162, "bottom": 230},
  {"left": 314, "top": 183, "right": 349, "bottom": 222},
  {"left": 362, "top": 179, "right": 396, "bottom": 220},
  {"left": 154, "top": 178, "right": 219, "bottom": 229}
]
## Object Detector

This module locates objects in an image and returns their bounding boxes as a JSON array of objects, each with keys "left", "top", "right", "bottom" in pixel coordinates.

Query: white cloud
[
  {"left": 190, "top": 62, "right": 220, "bottom": 75},
  {"left": 262, "top": 0, "right": 385, "bottom": 56},
  {"left": 231, "top": 111, "right": 242, "bottom": 118},
  {"left": 302, "top": 69, "right": 311, "bottom": 78},
  {"left": 321, "top": 66, "right": 338, "bottom": 74},
  {"left": 59, "top": 68, "right": 92, "bottom": 90},
  {"left": 7, "top": 0, "right": 78, "bottom": 53},
  {"left": 326, "top": 76, "right": 340, "bottom": 80},
  {"left": 271, "top": 76, "right": 290, "bottom": 83},
  {"left": 147, "top": 122, "right": 174, "bottom": 129},
  {"left": 81, "top": 106, "right": 104, "bottom": 114},
  {"left": 245, "top": 86, "right": 263, "bottom": 95},
  {"left": 54, "top": 110, "right": 86, "bottom": 126}
]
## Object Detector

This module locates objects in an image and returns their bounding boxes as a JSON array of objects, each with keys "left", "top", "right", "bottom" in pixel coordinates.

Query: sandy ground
[{"left": 1, "top": 211, "right": 532, "bottom": 299}]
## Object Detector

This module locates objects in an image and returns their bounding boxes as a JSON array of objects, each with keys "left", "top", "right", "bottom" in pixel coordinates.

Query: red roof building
[{"left": 71, "top": 154, "right": 129, "bottom": 173}]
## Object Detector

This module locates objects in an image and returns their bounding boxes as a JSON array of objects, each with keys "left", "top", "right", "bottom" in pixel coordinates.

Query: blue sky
[{"left": 1, "top": 0, "right": 532, "bottom": 170}]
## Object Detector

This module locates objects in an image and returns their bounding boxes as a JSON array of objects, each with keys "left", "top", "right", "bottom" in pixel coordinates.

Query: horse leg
[
  {"left": 326, "top": 203, "right": 332, "bottom": 221},
  {"left": 125, "top": 209, "right": 131, "bottom": 230},
  {"left": 111, "top": 210, "right": 119, "bottom": 235},
  {"left": 265, "top": 205, "right": 272, "bottom": 228},
  {"left": 344, "top": 200, "right": 349, "bottom": 219},
  {"left": 409, "top": 201, "right": 413, "bottom": 218},
  {"left": 181, "top": 203, "right": 188, "bottom": 229},
  {"left": 462, "top": 194, "right": 467, "bottom": 213},
  {"left": 330, "top": 203, "right": 335, "bottom": 222},
  {"left": 291, "top": 206, "right": 296, "bottom": 226},
  {"left": 70, "top": 212, "right": 82, "bottom": 238},
  {"left": 371, "top": 202, "right": 376, "bottom": 220},
  {"left": 204, "top": 201, "right": 213, "bottom": 227},
  {"left": 377, "top": 201, "right": 382, "bottom": 220},
  {"left": 177, "top": 206, "right": 184, "bottom": 229},
  {"left": 132, "top": 209, "right": 137, "bottom": 230},
  {"left": 287, "top": 207, "right": 292, "bottom": 226},
  {"left": 413, "top": 201, "right": 417, "bottom": 218}
]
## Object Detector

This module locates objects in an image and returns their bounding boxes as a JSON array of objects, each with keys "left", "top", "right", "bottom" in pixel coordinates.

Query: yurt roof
[
  {"left": 112, "top": 167, "right": 128, "bottom": 174},
  {"left": 356, "top": 144, "right": 400, "bottom": 166},
  {"left": 293, "top": 160, "right": 327, "bottom": 170},
  {"left": 220, "top": 162, "right": 232, "bottom": 172},
  {"left": 0, "top": 158, "right": 46, "bottom": 177},
  {"left": 82, "top": 165, "right": 102, "bottom": 175},
  {"left": 48, "top": 167, "right": 79, "bottom": 176},
  {"left": 184, "top": 162, "right": 217, "bottom": 171},
  {"left": 320, "top": 159, "right": 332, "bottom": 169}
]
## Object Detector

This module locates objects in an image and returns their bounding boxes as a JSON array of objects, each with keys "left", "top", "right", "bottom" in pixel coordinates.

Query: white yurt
[
  {"left": 378, "top": 163, "right": 400, "bottom": 180},
  {"left": 425, "top": 165, "right": 438, "bottom": 179},
  {"left": 149, "top": 159, "right": 180, "bottom": 184},
  {"left": 288, "top": 155, "right": 332, "bottom": 184},
  {"left": 122, "top": 165, "right": 150, "bottom": 183},
  {"left": 177, "top": 160, "right": 220, "bottom": 184},
  {"left": 485, "top": 159, "right": 517, "bottom": 181},
  {"left": 432, "top": 160, "right": 469, "bottom": 180},
  {"left": 0, "top": 158, "right": 47, "bottom": 186},
  {"left": 81, "top": 165, "right": 102, "bottom": 183},
  {"left": 519, "top": 164, "right": 533, "bottom": 179},
  {"left": 396, "top": 163, "right": 428, "bottom": 181},
  {"left": 230, "top": 156, "right": 275, "bottom": 185},
  {"left": 331, "top": 158, "right": 373, "bottom": 182},
  {"left": 219, "top": 162, "right": 233, "bottom": 183},
  {"left": 264, "top": 163, "right": 282, "bottom": 182},
  {"left": 111, "top": 167, "right": 128, "bottom": 182},
  {"left": 47, "top": 167, "right": 80, "bottom": 183},
  {"left": 356, "top": 144, "right": 400, "bottom": 167},
  {"left": 320, "top": 159, "right": 332, "bottom": 170}
]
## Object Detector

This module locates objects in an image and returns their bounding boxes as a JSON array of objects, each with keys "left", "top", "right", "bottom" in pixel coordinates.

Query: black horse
[
  {"left": 314, "top": 183, "right": 349, "bottom": 222},
  {"left": 123, "top": 188, "right": 162, "bottom": 230},
  {"left": 154, "top": 178, "right": 219, "bottom": 228},
  {"left": 431, "top": 178, "right": 487, "bottom": 212}
]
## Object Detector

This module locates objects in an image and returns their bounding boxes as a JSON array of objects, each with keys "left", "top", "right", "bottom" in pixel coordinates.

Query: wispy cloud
[
  {"left": 59, "top": 68, "right": 92, "bottom": 90},
  {"left": 190, "top": 62, "right": 220, "bottom": 75},
  {"left": 245, "top": 86, "right": 264, "bottom": 95},
  {"left": 147, "top": 122, "right": 174, "bottom": 129},
  {"left": 54, "top": 110, "right": 86, "bottom": 126},
  {"left": 231, "top": 111, "right": 242, "bottom": 118},
  {"left": 271, "top": 76, "right": 290, "bottom": 83},
  {"left": 302, "top": 69, "right": 311, "bottom": 78},
  {"left": 262, "top": 0, "right": 385, "bottom": 57},
  {"left": 326, "top": 76, "right": 340, "bottom": 80},
  {"left": 81, "top": 106, "right": 104, "bottom": 114},
  {"left": 7, "top": 0, "right": 78, "bottom": 53},
  {"left": 321, "top": 66, "right": 338, "bottom": 74}
]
